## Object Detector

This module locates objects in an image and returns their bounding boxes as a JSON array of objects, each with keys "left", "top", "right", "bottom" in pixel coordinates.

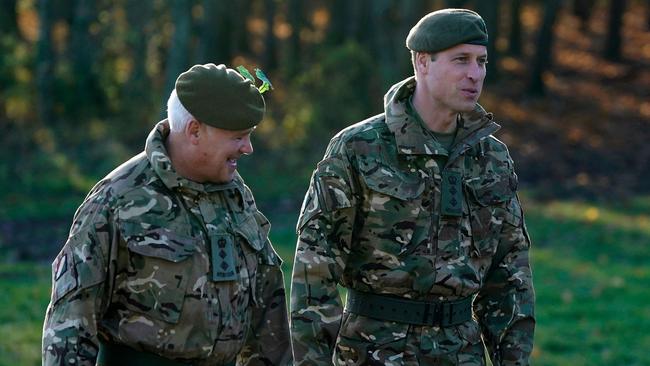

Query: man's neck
[
  {"left": 411, "top": 88, "right": 458, "bottom": 133},
  {"left": 165, "top": 132, "right": 202, "bottom": 183}
]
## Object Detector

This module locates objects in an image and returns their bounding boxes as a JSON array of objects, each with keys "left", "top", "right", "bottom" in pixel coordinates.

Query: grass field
[{"left": 1, "top": 196, "right": 649, "bottom": 366}]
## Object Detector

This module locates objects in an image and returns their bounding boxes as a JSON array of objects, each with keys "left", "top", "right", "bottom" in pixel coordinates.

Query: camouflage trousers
[{"left": 332, "top": 312, "right": 486, "bottom": 366}]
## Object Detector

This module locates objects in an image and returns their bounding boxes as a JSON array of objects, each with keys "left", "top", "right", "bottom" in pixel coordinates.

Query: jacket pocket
[
  {"left": 334, "top": 312, "right": 410, "bottom": 365},
  {"left": 358, "top": 160, "right": 425, "bottom": 257},
  {"left": 118, "top": 220, "right": 199, "bottom": 324},
  {"left": 464, "top": 172, "right": 518, "bottom": 257}
]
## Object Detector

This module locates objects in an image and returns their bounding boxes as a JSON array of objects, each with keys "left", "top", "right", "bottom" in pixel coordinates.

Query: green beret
[
  {"left": 175, "top": 63, "right": 265, "bottom": 131},
  {"left": 406, "top": 8, "right": 488, "bottom": 53}
]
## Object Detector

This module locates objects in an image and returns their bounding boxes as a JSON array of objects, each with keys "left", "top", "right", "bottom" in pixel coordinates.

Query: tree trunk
[
  {"left": 125, "top": 1, "right": 152, "bottom": 128},
  {"left": 163, "top": 0, "right": 192, "bottom": 103},
  {"left": 36, "top": 0, "right": 54, "bottom": 125},
  {"left": 527, "top": 0, "right": 561, "bottom": 96},
  {"left": 399, "top": 0, "right": 429, "bottom": 76},
  {"left": 508, "top": 0, "right": 522, "bottom": 56},
  {"left": 445, "top": 0, "right": 466, "bottom": 7},
  {"left": 232, "top": 0, "right": 251, "bottom": 56},
  {"left": 476, "top": 0, "right": 500, "bottom": 83},
  {"left": 603, "top": 0, "right": 626, "bottom": 61},
  {"left": 326, "top": 0, "right": 348, "bottom": 45},
  {"left": 349, "top": 0, "right": 373, "bottom": 44},
  {"left": 199, "top": 0, "right": 218, "bottom": 61},
  {"left": 573, "top": 0, "right": 595, "bottom": 32},
  {"left": 370, "top": 0, "right": 398, "bottom": 88},
  {"left": 263, "top": 0, "right": 278, "bottom": 71},
  {"left": 70, "top": 0, "right": 100, "bottom": 120},
  {"left": 0, "top": 0, "right": 18, "bottom": 37},
  {"left": 647, "top": 0, "right": 650, "bottom": 30},
  {"left": 286, "top": 0, "right": 303, "bottom": 77}
]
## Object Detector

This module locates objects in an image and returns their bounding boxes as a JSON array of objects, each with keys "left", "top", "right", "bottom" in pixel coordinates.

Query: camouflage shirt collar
[
  {"left": 383, "top": 76, "right": 499, "bottom": 155},
  {"left": 145, "top": 120, "right": 240, "bottom": 194}
]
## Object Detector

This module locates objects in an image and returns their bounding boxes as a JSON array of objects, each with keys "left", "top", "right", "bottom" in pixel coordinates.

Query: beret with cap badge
[
  {"left": 406, "top": 8, "right": 488, "bottom": 53},
  {"left": 175, "top": 63, "right": 265, "bottom": 131}
]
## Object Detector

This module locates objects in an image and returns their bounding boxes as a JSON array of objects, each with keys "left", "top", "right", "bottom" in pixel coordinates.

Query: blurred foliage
[{"left": 0, "top": 1, "right": 649, "bottom": 255}]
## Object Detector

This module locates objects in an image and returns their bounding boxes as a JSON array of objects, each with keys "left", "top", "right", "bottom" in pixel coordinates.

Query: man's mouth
[
  {"left": 227, "top": 158, "right": 238, "bottom": 170},
  {"left": 461, "top": 88, "right": 478, "bottom": 98}
]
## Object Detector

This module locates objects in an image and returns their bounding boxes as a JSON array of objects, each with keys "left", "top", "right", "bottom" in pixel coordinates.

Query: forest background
[{"left": 1, "top": 0, "right": 649, "bottom": 365}]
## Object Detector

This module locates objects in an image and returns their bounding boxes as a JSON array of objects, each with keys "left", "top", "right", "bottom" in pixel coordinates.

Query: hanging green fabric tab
[
  {"left": 441, "top": 170, "right": 463, "bottom": 216},
  {"left": 210, "top": 233, "right": 237, "bottom": 281}
]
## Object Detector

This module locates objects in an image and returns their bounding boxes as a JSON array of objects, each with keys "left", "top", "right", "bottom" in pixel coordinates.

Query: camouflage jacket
[
  {"left": 43, "top": 121, "right": 291, "bottom": 366},
  {"left": 290, "top": 77, "right": 535, "bottom": 365}
]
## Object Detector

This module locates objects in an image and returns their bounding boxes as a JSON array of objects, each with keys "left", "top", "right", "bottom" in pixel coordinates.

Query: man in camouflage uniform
[
  {"left": 43, "top": 64, "right": 292, "bottom": 366},
  {"left": 290, "top": 9, "right": 535, "bottom": 365}
]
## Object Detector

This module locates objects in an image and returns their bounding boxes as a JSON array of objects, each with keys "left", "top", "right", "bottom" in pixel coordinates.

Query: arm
[
  {"left": 290, "top": 155, "right": 357, "bottom": 366},
  {"left": 42, "top": 200, "right": 110, "bottom": 366},
  {"left": 474, "top": 194, "right": 535, "bottom": 366},
  {"left": 239, "top": 257, "right": 292, "bottom": 366}
]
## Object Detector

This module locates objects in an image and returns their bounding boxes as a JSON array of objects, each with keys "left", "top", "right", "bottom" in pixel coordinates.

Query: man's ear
[
  {"left": 415, "top": 52, "right": 429, "bottom": 75},
  {"left": 185, "top": 120, "right": 201, "bottom": 145}
]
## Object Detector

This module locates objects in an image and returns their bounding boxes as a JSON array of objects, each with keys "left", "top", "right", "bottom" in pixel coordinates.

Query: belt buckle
[{"left": 422, "top": 302, "right": 443, "bottom": 326}]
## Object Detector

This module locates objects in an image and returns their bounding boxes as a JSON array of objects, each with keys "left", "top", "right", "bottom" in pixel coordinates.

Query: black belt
[
  {"left": 345, "top": 289, "right": 474, "bottom": 327},
  {"left": 97, "top": 340, "right": 237, "bottom": 366}
]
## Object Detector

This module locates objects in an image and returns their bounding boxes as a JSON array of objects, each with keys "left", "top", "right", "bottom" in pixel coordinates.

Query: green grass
[
  {"left": 2, "top": 196, "right": 649, "bottom": 365},
  {"left": 0, "top": 264, "right": 51, "bottom": 366}
]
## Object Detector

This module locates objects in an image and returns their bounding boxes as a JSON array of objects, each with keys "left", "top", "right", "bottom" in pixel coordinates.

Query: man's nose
[
  {"left": 240, "top": 137, "right": 253, "bottom": 155},
  {"left": 467, "top": 62, "right": 484, "bottom": 81}
]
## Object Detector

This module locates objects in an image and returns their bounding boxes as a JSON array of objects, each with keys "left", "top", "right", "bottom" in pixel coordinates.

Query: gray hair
[{"left": 167, "top": 89, "right": 195, "bottom": 132}]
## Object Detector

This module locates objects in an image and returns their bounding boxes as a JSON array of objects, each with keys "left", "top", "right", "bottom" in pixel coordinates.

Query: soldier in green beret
[
  {"left": 43, "top": 64, "right": 292, "bottom": 366},
  {"left": 291, "top": 8, "right": 535, "bottom": 365}
]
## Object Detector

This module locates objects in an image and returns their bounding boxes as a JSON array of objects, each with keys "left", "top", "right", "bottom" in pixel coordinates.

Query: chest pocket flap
[
  {"left": 465, "top": 172, "right": 521, "bottom": 227},
  {"left": 121, "top": 221, "right": 198, "bottom": 262},
  {"left": 359, "top": 158, "right": 424, "bottom": 200}
]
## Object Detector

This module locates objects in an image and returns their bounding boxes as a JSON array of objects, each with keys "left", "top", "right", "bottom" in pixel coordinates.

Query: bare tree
[
  {"left": 508, "top": 0, "right": 523, "bottom": 56},
  {"left": 476, "top": 0, "right": 500, "bottom": 83},
  {"left": 527, "top": 0, "right": 561, "bottom": 96},
  {"left": 0, "top": 0, "right": 18, "bottom": 37},
  {"left": 36, "top": 0, "right": 54, "bottom": 125},
  {"left": 125, "top": 1, "right": 153, "bottom": 127},
  {"left": 573, "top": 0, "right": 595, "bottom": 32},
  {"left": 603, "top": 0, "right": 626, "bottom": 61},
  {"left": 286, "top": 0, "right": 303, "bottom": 77},
  {"left": 264, "top": 0, "right": 278, "bottom": 71},
  {"left": 163, "top": 0, "right": 192, "bottom": 101},
  {"left": 70, "top": 0, "right": 101, "bottom": 120}
]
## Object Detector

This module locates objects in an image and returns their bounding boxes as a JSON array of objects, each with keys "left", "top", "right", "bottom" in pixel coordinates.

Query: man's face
[
  {"left": 193, "top": 123, "right": 254, "bottom": 183},
  {"left": 418, "top": 43, "right": 487, "bottom": 113}
]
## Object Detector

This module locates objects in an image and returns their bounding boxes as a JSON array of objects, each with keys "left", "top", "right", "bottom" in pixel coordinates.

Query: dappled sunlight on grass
[
  {"left": 524, "top": 196, "right": 650, "bottom": 365},
  {"left": 527, "top": 197, "right": 650, "bottom": 236}
]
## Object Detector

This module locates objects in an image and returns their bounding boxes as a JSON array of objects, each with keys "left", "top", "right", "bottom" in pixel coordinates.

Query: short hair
[
  {"left": 411, "top": 51, "right": 437, "bottom": 76},
  {"left": 167, "top": 89, "right": 195, "bottom": 132}
]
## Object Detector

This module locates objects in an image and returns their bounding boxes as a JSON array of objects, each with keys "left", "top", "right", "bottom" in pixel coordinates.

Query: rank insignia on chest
[
  {"left": 210, "top": 234, "right": 237, "bottom": 281},
  {"left": 441, "top": 170, "right": 463, "bottom": 217}
]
